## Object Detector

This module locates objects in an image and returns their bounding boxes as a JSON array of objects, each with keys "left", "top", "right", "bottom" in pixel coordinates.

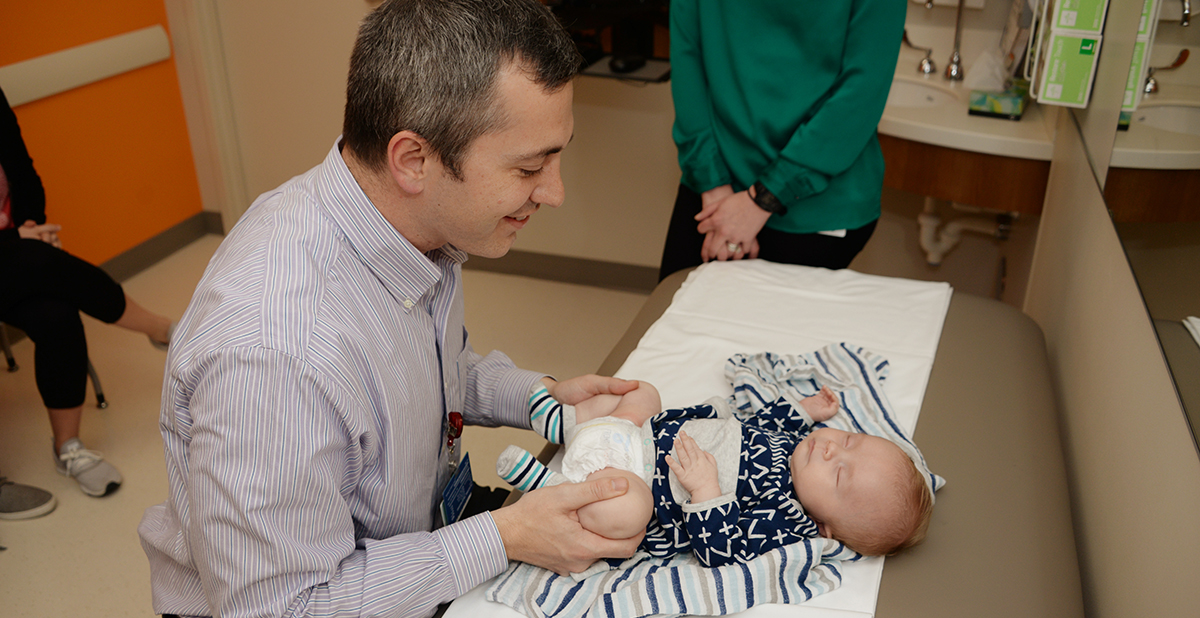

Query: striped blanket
[{"left": 485, "top": 345, "right": 943, "bottom": 618}]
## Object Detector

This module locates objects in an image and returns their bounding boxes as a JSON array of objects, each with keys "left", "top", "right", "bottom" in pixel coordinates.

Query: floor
[
  {"left": 0, "top": 211, "right": 1012, "bottom": 616},
  {"left": 0, "top": 234, "right": 649, "bottom": 617}
]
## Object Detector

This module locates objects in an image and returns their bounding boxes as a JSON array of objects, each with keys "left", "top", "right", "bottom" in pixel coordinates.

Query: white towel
[{"left": 445, "top": 261, "right": 953, "bottom": 618}]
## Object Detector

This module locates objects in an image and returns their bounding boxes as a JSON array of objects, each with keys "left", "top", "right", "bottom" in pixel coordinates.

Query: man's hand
[
  {"left": 665, "top": 430, "right": 721, "bottom": 503},
  {"left": 18, "top": 220, "right": 62, "bottom": 248},
  {"left": 694, "top": 190, "right": 771, "bottom": 262},
  {"left": 492, "top": 476, "right": 644, "bottom": 574},
  {"left": 544, "top": 375, "right": 638, "bottom": 406}
]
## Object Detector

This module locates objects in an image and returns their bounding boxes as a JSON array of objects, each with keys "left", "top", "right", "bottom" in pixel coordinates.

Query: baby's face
[{"left": 790, "top": 428, "right": 906, "bottom": 538}]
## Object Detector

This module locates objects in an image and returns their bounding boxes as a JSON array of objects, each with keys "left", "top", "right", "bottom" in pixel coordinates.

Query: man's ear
[{"left": 386, "top": 131, "right": 430, "bottom": 194}]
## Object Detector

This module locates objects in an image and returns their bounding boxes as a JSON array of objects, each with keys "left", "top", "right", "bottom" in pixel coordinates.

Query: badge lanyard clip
[{"left": 446, "top": 411, "right": 463, "bottom": 472}]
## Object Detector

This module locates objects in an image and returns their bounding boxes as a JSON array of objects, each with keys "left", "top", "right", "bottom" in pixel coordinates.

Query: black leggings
[
  {"left": 0, "top": 239, "right": 126, "bottom": 409},
  {"left": 658, "top": 184, "right": 878, "bottom": 282}
]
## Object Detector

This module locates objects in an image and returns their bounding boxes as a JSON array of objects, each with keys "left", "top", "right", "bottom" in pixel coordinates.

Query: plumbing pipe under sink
[{"left": 918, "top": 198, "right": 1010, "bottom": 265}]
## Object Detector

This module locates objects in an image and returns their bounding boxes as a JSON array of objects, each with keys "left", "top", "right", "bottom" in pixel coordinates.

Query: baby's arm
[
  {"left": 799, "top": 386, "right": 839, "bottom": 423},
  {"left": 665, "top": 431, "right": 720, "bottom": 503}
]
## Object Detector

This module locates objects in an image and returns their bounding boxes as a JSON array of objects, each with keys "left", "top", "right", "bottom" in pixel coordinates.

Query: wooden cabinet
[
  {"left": 1104, "top": 167, "right": 1200, "bottom": 223},
  {"left": 878, "top": 134, "right": 1051, "bottom": 215}
]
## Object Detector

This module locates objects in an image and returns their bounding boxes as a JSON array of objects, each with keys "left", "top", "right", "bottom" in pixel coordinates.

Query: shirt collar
[{"left": 313, "top": 138, "right": 467, "bottom": 309}]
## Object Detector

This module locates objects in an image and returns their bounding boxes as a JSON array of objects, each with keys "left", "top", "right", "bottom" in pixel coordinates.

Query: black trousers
[
  {"left": 0, "top": 238, "right": 125, "bottom": 409},
  {"left": 658, "top": 184, "right": 878, "bottom": 282}
]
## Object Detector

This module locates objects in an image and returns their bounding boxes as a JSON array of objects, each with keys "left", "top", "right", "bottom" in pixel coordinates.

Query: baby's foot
[
  {"left": 800, "top": 386, "right": 839, "bottom": 423},
  {"left": 496, "top": 445, "right": 568, "bottom": 492}
]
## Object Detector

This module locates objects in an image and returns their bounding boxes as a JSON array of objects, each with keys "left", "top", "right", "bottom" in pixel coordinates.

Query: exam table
[{"left": 486, "top": 267, "right": 1085, "bottom": 618}]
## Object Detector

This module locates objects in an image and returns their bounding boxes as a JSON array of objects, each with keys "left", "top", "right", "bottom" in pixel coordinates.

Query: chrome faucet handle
[
  {"left": 945, "top": 50, "right": 965, "bottom": 80},
  {"left": 1183, "top": 0, "right": 1191, "bottom": 26},
  {"left": 1144, "top": 49, "right": 1190, "bottom": 94},
  {"left": 944, "top": 0, "right": 966, "bottom": 81},
  {"left": 902, "top": 30, "right": 937, "bottom": 74}
]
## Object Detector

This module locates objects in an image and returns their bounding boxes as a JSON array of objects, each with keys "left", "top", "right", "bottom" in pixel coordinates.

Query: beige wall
[
  {"left": 171, "top": 1, "right": 677, "bottom": 265},
  {"left": 213, "top": 1, "right": 370, "bottom": 201},
  {"left": 1024, "top": 0, "right": 1200, "bottom": 611},
  {"left": 514, "top": 77, "right": 678, "bottom": 268}
]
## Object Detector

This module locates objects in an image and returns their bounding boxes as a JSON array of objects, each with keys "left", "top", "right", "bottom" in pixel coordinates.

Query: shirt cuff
[{"left": 433, "top": 512, "right": 510, "bottom": 597}]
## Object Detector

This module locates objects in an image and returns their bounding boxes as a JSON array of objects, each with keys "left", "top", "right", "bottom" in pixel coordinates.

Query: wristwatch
[{"left": 751, "top": 181, "right": 788, "bottom": 216}]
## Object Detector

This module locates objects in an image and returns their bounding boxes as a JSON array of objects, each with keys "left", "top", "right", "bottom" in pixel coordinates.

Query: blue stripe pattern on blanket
[{"left": 487, "top": 541, "right": 858, "bottom": 618}]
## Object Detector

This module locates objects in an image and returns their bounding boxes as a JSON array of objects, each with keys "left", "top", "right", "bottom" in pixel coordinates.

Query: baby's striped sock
[
  {"left": 529, "top": 384, "right": 574, "bottom": 444},
  {"left": 496, "top": 445, "right": 568, "bottom": 492}
]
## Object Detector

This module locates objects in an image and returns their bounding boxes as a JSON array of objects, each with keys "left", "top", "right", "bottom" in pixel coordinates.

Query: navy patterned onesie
[{"left": 640, "top": 397, "right": 821, "bottom": 567}]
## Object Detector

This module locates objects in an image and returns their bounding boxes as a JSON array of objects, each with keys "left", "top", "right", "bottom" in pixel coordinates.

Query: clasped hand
[
  {"left": 16, "top": 219, "right": 62, "bottom": 248},
  {"left": 695, "top": 185, "right": 771, "bottom": 262}
]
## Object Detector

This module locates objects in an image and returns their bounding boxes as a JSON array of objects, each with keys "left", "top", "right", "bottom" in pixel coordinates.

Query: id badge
[{"left": 440, "top": 452, "right": 473, "bottom": 525}]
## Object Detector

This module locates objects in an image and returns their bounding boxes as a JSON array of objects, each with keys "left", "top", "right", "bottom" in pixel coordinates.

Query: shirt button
[{"left": 403, "top": 299, "right": 414, "bottom": 309}]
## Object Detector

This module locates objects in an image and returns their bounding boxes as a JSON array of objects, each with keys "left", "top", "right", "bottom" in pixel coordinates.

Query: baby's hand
[
  {"left": 800, "top": 386, "right": 839, "bottom": 423},
  {"left": 665, "top": 430, "right": 721, "bottom": 503}
]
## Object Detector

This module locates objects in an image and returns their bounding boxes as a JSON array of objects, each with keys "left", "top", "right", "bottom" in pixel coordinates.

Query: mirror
[{"left": 1080, "top": 8, "right": 1200, "bottom": 442}]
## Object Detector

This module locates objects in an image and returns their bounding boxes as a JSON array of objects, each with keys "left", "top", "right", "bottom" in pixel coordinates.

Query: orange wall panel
[{"left": 1, "top": 1, "right": 204, "bottom": 265}]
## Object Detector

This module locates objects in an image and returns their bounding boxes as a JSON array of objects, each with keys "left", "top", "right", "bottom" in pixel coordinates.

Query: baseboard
[
  {"left": 100, "top": 211, "right": 223, "bottom": 281},
  {"left": 462, "top": 249, "right": 659, "bottom": 294}
]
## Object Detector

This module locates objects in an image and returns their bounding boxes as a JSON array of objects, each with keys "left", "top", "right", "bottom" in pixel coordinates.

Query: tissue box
[
  {"left": 968, "top": 83, "right": 1031, "bottom": 120},
  {"left": 1036, "top": 32, "right": 1102, "bottom": 108}
]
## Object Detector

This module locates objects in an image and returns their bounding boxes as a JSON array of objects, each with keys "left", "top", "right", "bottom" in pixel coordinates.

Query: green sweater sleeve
[
  {"left": 759, "top": 0, "right": 905, "bottom": 206},
  {"left": 669, "top": 0, "right": 732, "bottom": 194}
]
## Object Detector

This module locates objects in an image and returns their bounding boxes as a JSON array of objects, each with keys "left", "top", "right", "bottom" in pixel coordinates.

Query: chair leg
[
  {"left": 0, "top": 323, "right": 18, "bottom": 372},
  {"left": 87, "top": 359, "right": 107, "bottom": 409}
]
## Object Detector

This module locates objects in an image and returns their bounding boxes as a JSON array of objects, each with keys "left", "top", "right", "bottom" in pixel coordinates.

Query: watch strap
[{"left": 751, "top": 181, "right": 788, "bottom": 216}]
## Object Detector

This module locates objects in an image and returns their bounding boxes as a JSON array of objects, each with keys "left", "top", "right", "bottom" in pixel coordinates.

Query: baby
[{"left": 498, "top": 381, "right": 933, "bottom": 564}]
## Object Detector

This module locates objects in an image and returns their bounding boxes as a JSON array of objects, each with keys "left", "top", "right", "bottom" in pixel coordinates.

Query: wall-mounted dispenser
[{"left": 1026, "top": 0, "right": 1111, "bottom": 107}]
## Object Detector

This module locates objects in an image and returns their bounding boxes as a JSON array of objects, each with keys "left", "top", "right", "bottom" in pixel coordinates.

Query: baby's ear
[{"left": 816, "top": 520, "right": 832, "bottom": 538}]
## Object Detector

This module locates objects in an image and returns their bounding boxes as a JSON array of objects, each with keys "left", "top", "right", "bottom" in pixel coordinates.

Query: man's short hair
[{"left": 343, "top": 0, "right": 582, "bottom": 180}]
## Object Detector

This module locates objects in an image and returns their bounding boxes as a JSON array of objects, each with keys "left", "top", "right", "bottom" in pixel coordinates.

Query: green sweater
[{"left": 670, "top": 0, "right": 906, "bottom": 234}]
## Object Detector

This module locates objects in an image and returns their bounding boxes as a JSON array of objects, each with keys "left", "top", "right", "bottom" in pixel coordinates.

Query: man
[{"left": 138, "top": 1, "right": 641, "bottom": 616}]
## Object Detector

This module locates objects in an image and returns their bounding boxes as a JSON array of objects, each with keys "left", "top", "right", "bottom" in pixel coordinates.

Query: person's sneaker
[
  {"left": 0, "top": 477, "right": 57, "bottom": 520},
  {"left": 55, "top": 439, "right": 122, "bottom": 497}
]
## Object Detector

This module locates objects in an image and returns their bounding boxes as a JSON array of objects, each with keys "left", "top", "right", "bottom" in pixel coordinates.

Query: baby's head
[{"left": 791, "top": 428, "right": 932, "bottom": 556}]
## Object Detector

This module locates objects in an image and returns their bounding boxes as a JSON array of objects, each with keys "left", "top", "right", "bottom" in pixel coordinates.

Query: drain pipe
[{"left": 918, "top": 197, "right": 1007, "bottom": 266}]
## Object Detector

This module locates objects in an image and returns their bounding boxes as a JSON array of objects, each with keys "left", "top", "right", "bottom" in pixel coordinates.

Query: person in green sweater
[{"left": 659, "top": 0, "right": 906, "bottom": 280}]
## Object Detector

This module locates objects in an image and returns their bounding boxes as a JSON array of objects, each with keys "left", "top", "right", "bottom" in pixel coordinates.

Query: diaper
[{"left": 561, "top": 417, "right": 655, "bottom": 484}]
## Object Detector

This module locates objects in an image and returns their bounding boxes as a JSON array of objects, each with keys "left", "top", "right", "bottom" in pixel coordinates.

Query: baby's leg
[
  {"left": 579, "top": 381, "right": 661, "bottom": 427},
  {"left": 576, "top": 467, "right": 654, "bottom": 540}
]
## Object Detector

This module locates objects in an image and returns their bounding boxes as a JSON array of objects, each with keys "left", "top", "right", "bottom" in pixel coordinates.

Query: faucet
[
  {"left": 1183, "top": 0, "right": 1192, "bottom": 26},
  {"left": 903, "top": 30, "right": 937, "bottom": 74},
  {"left": 944, "top": 0, "right": 966, "bottom": 80},
  {"left": 1144, "top": 49, "right": 1190, "bottom": 94}
]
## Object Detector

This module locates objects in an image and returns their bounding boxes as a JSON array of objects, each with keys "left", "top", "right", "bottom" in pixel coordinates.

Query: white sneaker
[{"left": 55, "top": 439, "right": 122, "bottom": 497}]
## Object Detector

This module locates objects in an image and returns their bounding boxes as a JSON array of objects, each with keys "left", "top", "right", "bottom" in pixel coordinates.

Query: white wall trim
[
  {"left": 0, "top": 25, "right": 171, "bottom": 107},
  {"left": 164, "top": 0, "right": 250, "bottom": 232}
]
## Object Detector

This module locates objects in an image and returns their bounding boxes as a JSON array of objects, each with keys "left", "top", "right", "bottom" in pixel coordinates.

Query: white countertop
[{"left": 878, "top": 47, "right": 1057, "bottom": 161}]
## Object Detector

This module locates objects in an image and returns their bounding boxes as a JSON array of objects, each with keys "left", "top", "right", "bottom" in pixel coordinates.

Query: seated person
[{"left": 498, "top": 381, "right": 933, "bottom": 563}]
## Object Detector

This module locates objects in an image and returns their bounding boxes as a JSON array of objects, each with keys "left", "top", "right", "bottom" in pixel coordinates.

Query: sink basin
[
  {"left": 886, "top": 79, "right": 958, "bottom": 108},
  {"left": 1130, "top": 103, "right": 1200, "bottom": 137}
]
